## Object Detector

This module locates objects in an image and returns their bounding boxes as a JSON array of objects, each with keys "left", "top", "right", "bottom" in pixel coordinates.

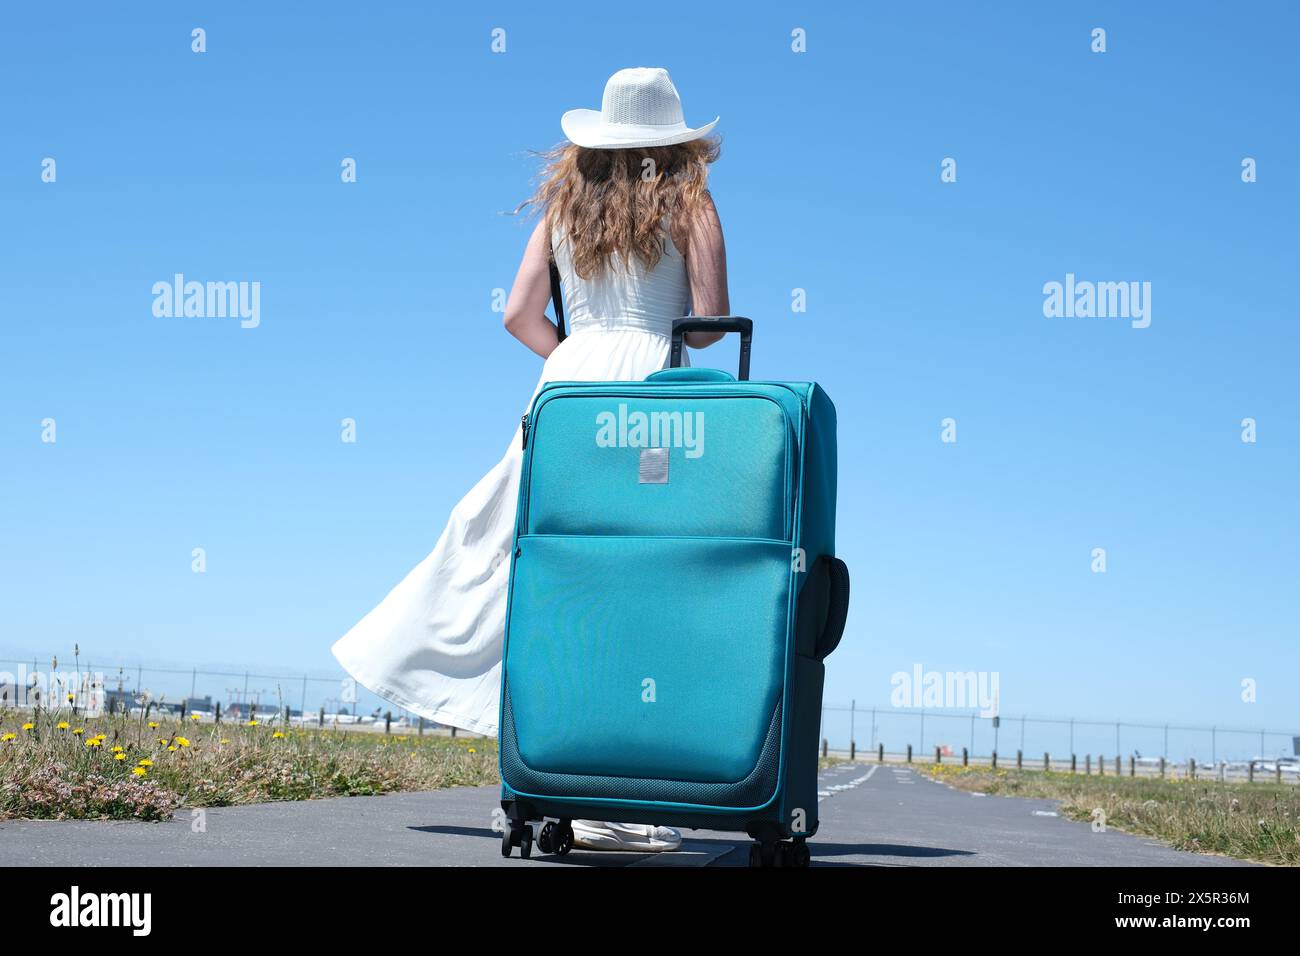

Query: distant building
[
  {"left": 105, "top": 687, "right": 136, "bottom": 713},
  {"left": 0, "top": 679, "right": 29, "bottom": 708}
]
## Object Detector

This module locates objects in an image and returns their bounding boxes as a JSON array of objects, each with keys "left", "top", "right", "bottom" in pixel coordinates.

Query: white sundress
[{"left": 332, "top": 227, "right": 691, "bottom": 736}]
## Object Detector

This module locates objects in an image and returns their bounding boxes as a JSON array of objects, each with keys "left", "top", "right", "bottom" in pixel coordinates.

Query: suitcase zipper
[{"left": 520, "top": 414, "right": 529, "bottom": 449}]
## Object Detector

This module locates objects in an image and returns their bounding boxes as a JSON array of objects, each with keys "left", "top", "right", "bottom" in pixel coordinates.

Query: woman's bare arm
[
  {"left": 502, "top": 220, "right": 561, "bottom": 358},
  {"left": 681, "top": 191, "right": 730, "bottom": 349}
]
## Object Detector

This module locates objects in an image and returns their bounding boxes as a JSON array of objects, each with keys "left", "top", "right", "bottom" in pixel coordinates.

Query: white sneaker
[{"left": 571, "top": 820, "right": 682, "bottom": 852}]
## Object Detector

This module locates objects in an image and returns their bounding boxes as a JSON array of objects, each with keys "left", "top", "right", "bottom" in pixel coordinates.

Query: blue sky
[{"left": 1, "top": 2, "right": 1296, "bottom": 747}]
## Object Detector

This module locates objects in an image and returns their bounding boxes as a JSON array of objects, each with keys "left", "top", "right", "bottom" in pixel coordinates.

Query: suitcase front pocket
[
  {"left": 521, "top": 392, "right": 794, "bottom": 540},
  {"left": 503, "top": 534, "right": 794, "bottom": 793}
]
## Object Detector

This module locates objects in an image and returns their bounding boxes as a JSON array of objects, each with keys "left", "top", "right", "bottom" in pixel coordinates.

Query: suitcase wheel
[
  {"left": 789, "top": 837, "right": 811, "bottom": 867},
  {"left": 537, "top": 819, "right": 574, "bottom": 856},
  {"left": 747, "top": 837, "right": 811, "bottom": 868},
  {"left": 501, "top": 821, "right": 533, "bottom": 859},
  {"left": 537, "top": 822, "right": 554, "bottom": 854}
]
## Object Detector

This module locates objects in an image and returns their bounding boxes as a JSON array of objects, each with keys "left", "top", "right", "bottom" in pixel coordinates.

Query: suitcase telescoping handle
[{"left": 669, "top": 317, "right": 753, "bottom": 381}]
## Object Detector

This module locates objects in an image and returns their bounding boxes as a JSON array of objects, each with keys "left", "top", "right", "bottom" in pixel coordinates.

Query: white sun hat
[{"left": 561, "top": 67, "right": 719, "bottom": 150}]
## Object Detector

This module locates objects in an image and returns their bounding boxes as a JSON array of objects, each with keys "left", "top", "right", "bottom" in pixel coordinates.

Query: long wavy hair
[{"left": 518, "top": 138, "right": 720, "bottom": 280}]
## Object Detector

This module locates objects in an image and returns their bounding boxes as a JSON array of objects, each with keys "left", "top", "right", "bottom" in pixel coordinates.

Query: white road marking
[
  {"left": 816, "top": 764, "right": 878, "bottom": 803},
  {"left": 1033, "top": 810, "right": 1058, "bottom": 817}
]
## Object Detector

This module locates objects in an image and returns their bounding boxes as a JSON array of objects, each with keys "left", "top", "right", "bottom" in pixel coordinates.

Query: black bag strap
[{"left": 548, "top": 234, "right": 566, "bottom": 343}]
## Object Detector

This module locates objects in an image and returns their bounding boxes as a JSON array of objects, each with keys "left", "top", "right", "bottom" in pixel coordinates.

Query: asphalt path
[{"left": 0, "top": 763, "right": 1252, "bottom": 867}]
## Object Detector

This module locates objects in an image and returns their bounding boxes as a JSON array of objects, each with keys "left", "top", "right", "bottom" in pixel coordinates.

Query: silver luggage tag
[{"left": 638, "top": 447, "right": 669, "bottom": 484}]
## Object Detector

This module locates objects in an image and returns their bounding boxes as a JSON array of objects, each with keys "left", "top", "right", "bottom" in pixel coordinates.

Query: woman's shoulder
[{"left": 670, "top": 190, "right": 722, "bottom": 254}]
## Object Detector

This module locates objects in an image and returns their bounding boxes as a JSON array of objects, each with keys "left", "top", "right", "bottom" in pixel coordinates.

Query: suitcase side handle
[
  {"left": 816, "top": 557, "right": 850, "bottom": 660},
  {"left": 669, "top": 317, "right": 753, "bottom": 381}
]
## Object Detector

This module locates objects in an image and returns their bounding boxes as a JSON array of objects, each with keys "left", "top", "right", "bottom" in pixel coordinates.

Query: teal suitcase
[{"left": 498, "top": 318, "right": 849, "bottom": 866}]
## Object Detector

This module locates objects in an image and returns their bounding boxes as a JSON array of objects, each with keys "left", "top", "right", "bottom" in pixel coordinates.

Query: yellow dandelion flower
[
  {"left": 131, "top": 766, "right": 148, "bottom": 777},
  {"left": 66, "top": 693, "right": 75, "bottom": 702},
  {"left": 148, "top": 721, "right": 159, "bottom": 729},
  {"left": 247, "top": 719, "right": 258, "bottom": 726},
  {"left": 114, "top": 753, "right": 127, "bottom": 761},
  {"left": 175, "top": 736, "right": 190, "bottom": 747},
  {"left": 72, "top": 728, "right": 84, "bottom": 736},
  {"left": 138, "top": 759, "right": 153, "bottom": 767},
  {"left": 22, "top": 722, "right": 34, "bottom": 731},
  {"left": 219, "top": 739, "right": 230, "bottom": 745},
  {"left": 189, "top": 713, "right": 200, "bottom": 721},
  {"left": 56, "top": 721, "right": 70, "bottom": 730},
  {"left": 272, "top": 731, "right": 285, "bottom": 739},
  {"left": 111, "top": 745, "right": 124, "bottom": 753},
  {"left": 468, "top": 747, "right": 476, "bottom": 753},
  {"left": 1, "top": 732, "right": 16, "bottom": 742},
  {"left": 85, "top": 738, "right": 102, "bottom": 748},
  {"left": 166, "top": 745, "right": 177, "bottom": 752}
]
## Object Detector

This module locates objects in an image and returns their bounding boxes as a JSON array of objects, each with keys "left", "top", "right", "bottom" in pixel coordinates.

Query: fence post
[
  {"left": 1278, "top": 763, "right": 1283, "bottom": 785},
  {"left": 384, "top": 711, "right": 392, "bottom": 735},
  {"left": 1016, "top": 749, "right": 1022, "bottom": 770},
  {"left": 962, "top": 747, "right": 969, "bottom": 767},
  {"left": 906, "top": 744, "right": 912, "bottom": 764},
  {"left": 1189, "top": 757, "right": 1196, "bottom": 780},
  {"left": 821, "top": 738, "right": 828, "bottom": 758},
  {"left": 1085, "top": 755, "right": 1091, "bottom": 775},
  {"left": 850, "top": 699, "right": 856, "bottom": 757},
  {"left": 877, "top": 743, "right": 884, "bottom": 763},
  {"left": 1071, "top": 753, "right": 1077, "bottom": 773},
  {"left": 1044, "top": 752, "right": 1050, "bottom": 771},
  {"left": 214, "top": 702, "right": 221, "bottom": 725},
  {"left": 991, "top": 750, "right": 997, "bottom": 769},
  {"left": 318, "top": 706, "right": 324, "bottom": 728},
  {"left": 1099, "top": 755, "right": 1105, "bottom": 776},
  {"left": 935, "top": 746, "right": 941, "bottom": 764},
  {"left": 850, "top": 739, "right": 856, "bottom": 761},
  {"left": 1248, "top": 761, "right": 1254, "bottom": 784},
  {"left": 419, "top": 717, "right": 425, "bottom": 737},
  {"left": 1114, "top": 756, "right": 1120, "bottom": 776},
  {"left": 1159, "top": 757, "right": 1165, "bottom": 778},
  {"left": 1129, "top": 755, "right": 1135, "bottom": 777},
  {"left": 283, "top": 705, "right": 290, "bottom": 726}
]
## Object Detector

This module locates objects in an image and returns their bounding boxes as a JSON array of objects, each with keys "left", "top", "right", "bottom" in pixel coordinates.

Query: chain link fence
[
  {"left": 4, "top": 657, "right": 1295, "bottom": 768},
  {"left": 820, "top": 702, "right": 1299, "bottom": 780},
  {"left": 0, "top": 656, "right": 426, "bottom": 730}
]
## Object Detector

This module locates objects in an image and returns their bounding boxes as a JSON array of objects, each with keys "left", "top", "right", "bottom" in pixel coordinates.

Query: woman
[{"left": 332, "top": 67, "right": 729, "bottom": 851}]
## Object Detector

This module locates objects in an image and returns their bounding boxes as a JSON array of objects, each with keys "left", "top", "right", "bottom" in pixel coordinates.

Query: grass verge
[
  {"left": 918, "top": 763, "right": 1298, "bottom": 866},
  {"left": 1, "top": 708, "right": 499, "bottom": 822}
]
